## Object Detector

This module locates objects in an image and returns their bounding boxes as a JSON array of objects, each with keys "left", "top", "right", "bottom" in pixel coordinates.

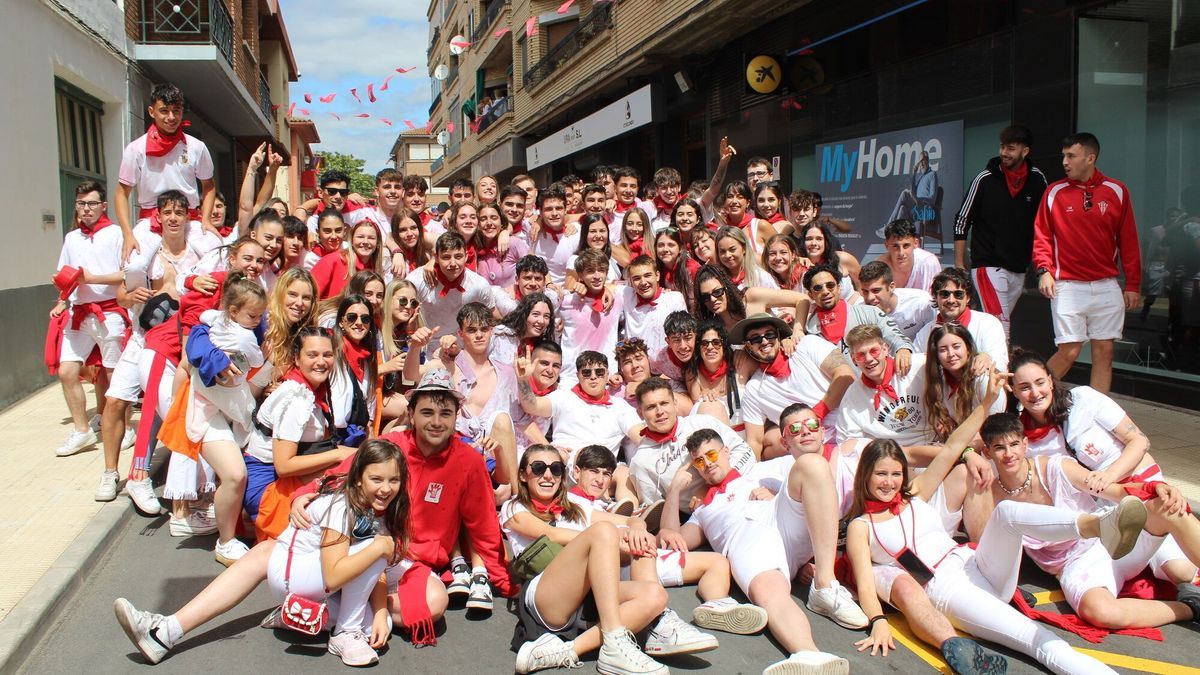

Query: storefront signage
[
  {"left": 746, "top": 55, "right": 783, "bottom": 94},
  {"left": 526, "top": 84, "right": 657, "bottom": 169},
  {"left": 815, "top": 120, "right": 963, "bottom": 260}
]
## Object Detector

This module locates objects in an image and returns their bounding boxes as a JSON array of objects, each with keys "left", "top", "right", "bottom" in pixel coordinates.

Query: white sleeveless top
[{"left": 860, "top": 496, "right": 962, "bottom": 573}]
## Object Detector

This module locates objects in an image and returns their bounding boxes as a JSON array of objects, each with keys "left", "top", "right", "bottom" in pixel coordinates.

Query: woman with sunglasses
[
  {"left": 378, "top": 279, "right": 423, "bottom": 424},
  {"left": 330, "top": 295, "right": 378, "bottom": 448},
  {"left": 502, "top": 445, "right": 680, "bottom": 675},
  {"left": 923, "top": 323, "right": 1005, "bottom": 443},
  {"left": 797, "top": 221, "right": 860, "bottom": 297},
  {"left": 316, "top": 270, "right": 386, "bottom": 330},
  {"left": 694, "top": 264, "right": 810, "bottom": 332},
  {"left": 684, "top": 320, "right": 749, "bottom": 433}
]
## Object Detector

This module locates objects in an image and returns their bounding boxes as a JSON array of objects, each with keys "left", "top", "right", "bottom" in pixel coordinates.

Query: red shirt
[
  {"left": 310, "top": 252, "right": 351, "bottom": 299},
  {"left": 1032, "top": 169, "right": 1141, "bottom": 291}
]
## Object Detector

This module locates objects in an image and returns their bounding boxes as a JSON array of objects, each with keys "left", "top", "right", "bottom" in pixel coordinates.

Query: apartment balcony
[
  {"left": 472, "top": 0, "right": 508, "bottom": 43},
  {"left": 524, "top": 2, "right": 612, "bottom": 89},
  {"left": 134, "top": 0, "right": 272, "bottom": 136}
]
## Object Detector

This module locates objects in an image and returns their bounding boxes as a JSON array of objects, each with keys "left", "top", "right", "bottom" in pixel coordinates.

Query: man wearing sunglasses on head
[
  {"left": 1033, "top": 132, "right": 1141, "bottom": 395},
  {"left": 836, "top": 324, "right": 935, "bottom": 447},
  {"left": 296, "top": 169, "right": 374, "bottom": 237},
  {"left": 913, "top": 267, "right": 1009, "bottom": 372},
  {"left": 657, "top": 428, "right": 854, "bottom": 675},
  {"left": 802, "top": 263, "right": 914, "bottom": 373},
  {"left": 732, "top": 313, "right": 856, "bottom": 458}
]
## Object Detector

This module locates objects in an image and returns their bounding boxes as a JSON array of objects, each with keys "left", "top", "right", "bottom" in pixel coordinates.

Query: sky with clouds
[{"left": 279, "top": 0, "right": 433, "bottom": 173}]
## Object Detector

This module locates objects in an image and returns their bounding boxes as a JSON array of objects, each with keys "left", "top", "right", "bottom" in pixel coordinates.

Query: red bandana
[
  {"left": 636, "top": 286, "right": 662, "bottom": 308},
  {"left": 342, "top": 336, "right": 371, "bottom": 382},
  {"left": 144, "top": 121, "right": 190, "bottom": 157},
  {"left": 667, "top": 348, "right": 689, "bottom": 370},
  {"left": 726, "top": 211, "right": 753, "bottom": 230},
  {"left": 864, "top": 493, "right": 904, "bottom": 515},
  {"left": 702, "top": 469, "right": 741, "bottom": 506},
  {"left": 643, "top": 421, "right": 679, "bottom": 445},
  {"left": 699, "top": 360, "right": 728, "bottom": 383},
  {"left": 434, "top": 267, "right": 465, "bottom": 297},
  {"left": 945, "top": 371, "right": 960, "bottom": 397},
  {"left": 397, "top": 249, "right": 419, "bottom": 273},
  {"left": 652, "top": 195, "right": 676, "bottom": 215},
  {"left": 312, "top": 242, "right": 340, "bottom": 258},
  {"left": 585, "top": 289, "right": 605, "bottom": 313},
  {"left": 759, "top": 352, "right": 791, "bottom": 379},
  {"left": 353, "top": 254, "right": 370, "bottom": 272},
  {"left": 863, "top": 357, "right": 900, "bottom": 410},
  {"left": 283, "top": 367, "right": 331, "bottom": 416},
  {"left": 529, "top": 376, "right": 555, "bottom": 397},
  {"left": 940, "top": 307, "right": 972, "bottom": 328},
  {"left": 78, "top": 214, "right": 113, "bottom": 240},
  {"left": 628, "top": 238, "right": 645, "bottom": 260},
  {"left": 614, "top": 200, "right": 637, "bottom": 214},
  {"left": 816, "top": 300, "right": 849, "bottom": 343},
  {"left": 530, "top": 498, "right": 564, "bottom": 517},
  {"left": 1001, "top": 162, "right": 1028, "bottom": 198},
  {"left": 1020, "top": 410, "right": 1056, "bottom": 442},
  {"left": 540, "top": 223, "right": 564, "bottom": 243},
  {"left": 765, "top": 211, "right": 786, "bottom": 224},
  {"left": 730, "top": 267, "right": 746, "bottom": 286},
  {"left": 568, "top": 486, "right": 595, "bottom": 503},
  {"left": 571, "top": 384, "right": 611, "bottom": 406},
  {"left": 464, "top": 244, "right": 478, "bottom": 272}
]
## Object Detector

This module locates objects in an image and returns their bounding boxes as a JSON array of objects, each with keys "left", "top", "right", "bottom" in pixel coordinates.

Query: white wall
[{"left": 0, "top": 0, "right": 132, "bottom": 292}]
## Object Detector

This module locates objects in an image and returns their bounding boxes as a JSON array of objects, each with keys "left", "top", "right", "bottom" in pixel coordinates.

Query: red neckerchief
[
  {"left": 584, "top": 288, "right": 605, "bottom": 313},
  {"left": 1001, "top": 162, "right": 1029, "bottom": 198},
  {"left": 759, "top": 351, "right": 791, "bottom": 379},
  {"left": 643, "top": 420, "right": 679, "bottom": 445},
  {"left": 342, "top": 336, "right": 371, "bottom": 382},
  {"left": 628, "top": 238, "right": 645, "bottom": 259},
  {"left": 353, "top": 254, "right": 370, "bottom": 272},
  {"left": 863, "top": 357, "right": 900, "bottom": 410},
  {"left": 78, "top": 214, "right": 113, "bottom": 240},
  {"left": 1020, "top": 410, "right": 1056, "bottom": 442},
  {"left": 529, "top": 376, "right": 555, "bottom": 397},
  {"left": 418, "top": 210, "right": 433, "bottom": 227},
  {"left": 464, "top": 244, "right": 478, "bottom": 272},
  {"left": 699, "top": 360, "right": 728, "bottom": 384},
  {"left": 312, "top": 242, "right": 340, "bottom": 258},
  {"left": 940, "top": 307, "right": 972, "bottom": 328},
  {"left": 725, "top": 211, "right": 753, "bottom": 230},
  {"left": 652, "top": 195, "right": 675, "bottom": 214},
  {"left": 283, "top": 367, "right": 331, "bottom": 416},
  {"left": 765, "top": 211, "right": 786, "bottom": 224},
  {"left": 571, "top": 384, "right": 611, "bottom": 406},
  {"left": 945, "top": 371, "right": 960, "bottom": 397},
  {"left": 816, "top": 300, "right": 849, "bottom": 343},
  {"left": 614, "top": 200, "right": 637, "bottom": 214},
  {"left": 822, "top": 442, "right": 836, "bottom": 461},
  {"left": 635, "top": 286, "right": 662, "bottom": 308},
  {"left": 529, "top": 498, "right": 564, "bottom": 517},
  {"left": 217, "top": 223, "right": 234, "bottom": 238},
  {"left": 434, "top": 266, "right": 465, "bottom": 297},
  {"left": 540, "top": 222, "right": 564, "bottom": 243},
  {"left": 144, "top": 121, "right": 190, "bottom": 157},
  {"left": 702, "top": 469, "right": 741, "bottom": 506},
  {"left": 568, "top": 486, "right": 595, "bottom": 503},
  {"left": 667, "top": 348, "right": 688, "bottom": 370},
  {"left": 864, "top": 493, "right": 904, "bottom": 515},
  {"left": 475, "top": 236, "right": 499, "bottom": 258},
  {"left": 397, "top": 249, "right": 419, "bottom": 273},
  {"left": 730, "top": 268, "right": 746, "bottom": 285}
]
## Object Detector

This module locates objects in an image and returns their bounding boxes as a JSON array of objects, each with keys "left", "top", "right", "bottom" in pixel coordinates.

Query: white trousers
[
  {"left": 971, "top": 267, "right": 1024, "bottom": 338},
  {"left": 268, "top": 536, "right": 385, "bottom": 635}
]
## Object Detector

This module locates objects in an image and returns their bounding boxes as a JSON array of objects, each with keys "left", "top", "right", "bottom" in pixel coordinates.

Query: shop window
[{"left": 55, "top": 79, "right": 106, "bottom": 236}]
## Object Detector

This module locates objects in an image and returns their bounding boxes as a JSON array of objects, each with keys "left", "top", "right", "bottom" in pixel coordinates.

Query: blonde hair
[
  {"left": 715, "top": 225, "right": 761, "bottom": 284},
  {"left": 380, "top": 278, "right": 423, "bottom": 360},
  {"left": 264, "top": 267, "right": 318, "bottom": 378}
]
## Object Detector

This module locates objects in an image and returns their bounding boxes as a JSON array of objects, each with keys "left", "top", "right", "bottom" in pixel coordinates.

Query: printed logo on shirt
[
  {"left": 876, "top": 395, "right": 924, "bottom": 433},
  {"left": 1098, "top": 201, "right": 1109, "bottom": 215},
  {"left": 424, "top": 482, "right": 444, "bottom": 503},
  {"left": 1081, "top": 443, "right": 1101, "bottom": 460}
]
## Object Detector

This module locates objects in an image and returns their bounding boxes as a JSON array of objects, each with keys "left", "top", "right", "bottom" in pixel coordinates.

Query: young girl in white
[
  {"left": 190, "top": 273, "right": 267, "bottom": 442},
  {"left": 846, "top": 371, "right": 1136, "bottom": 675},
  {"left": 267, "top": 438, "right": 411, "bottom": 667}
]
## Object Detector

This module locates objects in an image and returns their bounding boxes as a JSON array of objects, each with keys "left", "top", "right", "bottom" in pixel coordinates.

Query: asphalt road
[{"left": 18, "top": 510, "right": 1200, "bottom": 674}]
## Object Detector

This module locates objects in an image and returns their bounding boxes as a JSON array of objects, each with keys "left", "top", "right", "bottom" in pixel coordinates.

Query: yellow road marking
[
  {"left": 883, "top": 612, "right": 951, "bottom": 673},
  {"left": 1077, "top": 648, "right": 1200, "bottom": 674},
  {"left": 1032, "top": 589, "right": 1066, "bottom": 605}
]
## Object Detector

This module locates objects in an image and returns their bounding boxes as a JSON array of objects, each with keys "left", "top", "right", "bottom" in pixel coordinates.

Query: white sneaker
[
  {"left": 692, "top": 597, "right": 769, "bottom": 634},
  {"left": 447, "top": 561, "right": 471, "bottom": 598},
  {"left": 89, "top": 413, "right": 101, "bottom": 432},
  {"left": 125, "top": 477, "right": 164, "bottom": 515},
  {"left": 95, "top": 471, "right": 120, "bottom": 502},
  {"left": 806, "top": 579, "right": 869, "bottom": 629},
  {"left": 170, "top": 511, "right": 219, "bottom": 537},
  {"left": 214, "top": 538, "right": 250, "bottom": 567},
  {"left": 644, "top": 608, "right": 718, "bottom": 656},
  {"left": 113, "top": 598, "right": 173, "bottom": 665},
  {"left": 763, "top": 650, "right": 849, "bottom": 675},
  {"left": 1097, "top": 495, "right": 1148, "bottom": 559},
  {"left": 598, "top": 627, "right": 668, "bottom": 675},
  {"left": 121, "top": 427, "right": 137, "bottom": 450},
  {"left": 604, "top": 497, "right": 637, "bottom": 517},
  {"left": 56, "top": 428, "right": 97, "bottom": 457},
  {"left": 327, "top": 629, "right": 378, "bottom": 667},
  {"left": 466, "top": 572, "right": 494, "bottom": 612},
  {"left": 516, "top": 633, "right": 582, "bottom": 673}
]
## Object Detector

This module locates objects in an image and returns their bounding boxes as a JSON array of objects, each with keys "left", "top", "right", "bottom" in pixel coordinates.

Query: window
[
  {"left": 429, "top": 144, "right": 444, "bottom": 160},
  {"left": 55, "top": 79, "right": 106, "bottom": 235},
  {"left": 409, "top": 144, "right": 431, "bottom": 160}
]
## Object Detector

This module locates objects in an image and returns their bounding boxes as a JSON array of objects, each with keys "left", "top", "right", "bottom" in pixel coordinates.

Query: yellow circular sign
[{"left": 746, "top": 55, "right": 782, "bottom": 94}]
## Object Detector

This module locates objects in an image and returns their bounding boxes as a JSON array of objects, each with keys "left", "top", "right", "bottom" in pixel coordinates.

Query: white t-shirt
[
  {"left": 741, "top": 335, "right": 845, "bottom": 431},
  {"left": 620, "top": 287, "right": 688, "bottom": 363},
  {"left": 244, "top": 379, "right": 330, "bottom": 463},
  {"left": 887, "top": 288, "right": 936, "bottom": 341},
  {"left": 1060, "top": 386, "right": 1129, "bottom": 471},
  {"left": 406, "top": 267, "right": 495, "bottom": 341},
  {"left": 278, "top": 493, "right": 387, "bottom": 555},
  {"left": 499, "top": 493, "right": 593, "bottom": 558},
  {"left": 57, "top": 226, "right": 123, "bottom": 304},
  {"left": 899, "top": 247, "right": 943, "bottom": 293},
  {"left": 118, "top": 133, "right": 215, "bottom": 209},
  {"left": 544, "top": 388, "right": 641, "bottom": 456},
  {"left": 529, "top": 230, "right": 581, "bottom": 285},
  {"left": 627, "top": 414, "right": 756, "bottom": 504},
  {"left": 836, "top": 353, "right": 933, "bottom": 446},
  {"left": 199, "top": 310, "right": 264, "bottom": 376},
  {"left": 914, "top": 308, "right": 1009, "bottom": 371},
  {"left": 685, "top": 457, "right": 794, "bottom": 553}
]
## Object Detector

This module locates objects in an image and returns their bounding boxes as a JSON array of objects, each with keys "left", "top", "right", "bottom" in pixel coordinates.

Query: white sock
[
  {"left": 163, "top": 614, "right": 184, "bottom": 644},
  {"left": 471, "top": 565, "right": 487, "bottom": 577}
]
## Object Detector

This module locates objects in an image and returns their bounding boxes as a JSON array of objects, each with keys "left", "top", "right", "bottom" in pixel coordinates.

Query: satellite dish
[
  {"left": 434, "top": 64, "right": 449, "bottom": 81},
  {"left": 437, "top": 130, "right": 451, "bottom": 145},
  {"left": 449, "top": 35, "right": 467, "bottom": 55}
]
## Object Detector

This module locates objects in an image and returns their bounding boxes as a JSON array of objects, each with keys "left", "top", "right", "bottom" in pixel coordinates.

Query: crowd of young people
[{"left": 48, "top": 83, "right": 1196, "bottom": 674}]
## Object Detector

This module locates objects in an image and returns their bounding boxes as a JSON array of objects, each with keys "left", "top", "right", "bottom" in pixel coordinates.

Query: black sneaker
[
  {"left": 941, "top": 636, "right": 1007, "bottom": 675},
  {"left": 466, "top": 573, "right": 493, "bottom": 612},
  {"left": 1176, "top": 581, "right": 1200, "bottom": 622}
]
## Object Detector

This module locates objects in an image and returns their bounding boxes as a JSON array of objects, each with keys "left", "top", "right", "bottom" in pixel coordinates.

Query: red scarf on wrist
[
  {"left": 435, "top": 267, "right": 465, "bottom": 297},
  {"left": 144, "top": 121, "right": 190, "bottom": 157},
  {"left": 816, "top": 300, "right": 849, "bottom": 343},
  {"left": 759, "top": 352, "right": 791, "bottom": 379},
  {"left": 341, "top": 336, "right": 371, "bottom": 382},
  {"left": 1001, "top": 162, "right": 1029, "bottom": 198},
  {"left": 864, "top": 493, "right": 904, "bottom": 515},
  {"left": 636, "top": 286, "right": 662, "bottom": 308},
  {"left": 571, "top": 384, "right": 611, "bottom": 406},
  {"left": 78, "top": 214, "right": 113, "bottom": 240},
  {"left": 702, "top": 469, "right": 741, "bottom": 506},
  {"left": 1020, "top": 410, "right": 1056, "bottom": 441},
  {"left": 643, "top": 421, "right": 679, "bottom": 445},
  {"left": 864, "top": 357, "right": 900, "bottom": 410}
]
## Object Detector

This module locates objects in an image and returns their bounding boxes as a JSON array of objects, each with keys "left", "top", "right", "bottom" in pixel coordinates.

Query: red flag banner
[
  {"left": 350, "top": 88, "right": 361, "bottom": 103},
  {"left": 356, "top": 113, "right": 370, "bottom": 118},
  {"left": 298, "top": 108, "right": 310, "bottom": 115},
  {"left": 395, "top": 67, "right": 415, "bottom": 73},
  {"left": 447, "top": 122, "right": 456, "bottom": 133},
  {"left": 319, "top": 93, "right": 336, "bottom": 103},
  {"left": 303, "top": 93, "right": 312, "bottom": 103},
  {"left": 380, "top": 118, "right": 393, "bottom": 126},
  {"left": 494, "top": 28, "right": 511, "bottom": 38},
  {"left": 330, "top": 112, "right": 341, "bottom": 120},
  {"left": 451, "top": 39, "right": 472, "bottom": 49},
  {"left": 287, "top": 102, "right": 296, "bottom": 116},
  {"left": 404, "top": 120, "right": 416, "bottom": 129},
  {"left": 367, "top": 83, "right": 377, "bottom": 103},
  {"left": 557, "top": 0, "right": 575, "bottom": 14},
  {"left": 380, "top": 75, "right": 395, "bottom": 91},
  {"left": 526, "top": 16, "right": 538, "bottom": 36}
]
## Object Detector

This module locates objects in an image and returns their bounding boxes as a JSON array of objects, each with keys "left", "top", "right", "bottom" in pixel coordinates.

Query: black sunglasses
[
  {"left": 343, "top": 312, "right": 371, "bottom": 325},
  {"left": 699, "top": 338, "right": 723, "bottom": 348},
  {"left": 809, "top": 281, "right": 838, "bottom": 293},
  {"left": 324, "top": 187, "right": 350, "bottom": 197},
  {"left": 393, "top": 297, "right": 419, "bottom": 309},
  {"left": 579, "top": 367, "right": 607, "bottom": 379},
  {"left": 745, "top": 331, "right": 778, "bottom": 346},
  {"left": 937, "top": 289, "right": 967, "bottom": 300},
  {"left": 700, "top": 287, "right": 726, "bottom": 302},
  {"left": 529, "top": 460, "right": 565, "bottom": 477}
]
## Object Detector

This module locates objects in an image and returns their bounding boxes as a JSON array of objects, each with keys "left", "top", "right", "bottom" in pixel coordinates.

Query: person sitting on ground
[{"left": 857, "top": 260, "right": 935, "bottom": 341}]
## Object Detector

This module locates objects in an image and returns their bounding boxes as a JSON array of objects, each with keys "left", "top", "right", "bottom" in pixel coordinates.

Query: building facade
[
  {"left": 428, "top": 0, "right": 1200, "bottom": 409},
  {"left": 391, "top": 129, "right": 450, "bottom": 204}
]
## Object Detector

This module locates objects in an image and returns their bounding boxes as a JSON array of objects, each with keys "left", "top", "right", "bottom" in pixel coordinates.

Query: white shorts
[
  {"left": 60, "top": 310, "right": 125, "bottom": 368},
  {"left": 1057, "top": 532, "right": 1186, "bottom": 610},
  {"left": 773, "top": 484, "right": 817, "bottom": 567},
  {"left": 523, "top": 571, "right": 582, "bottom": 632},
  {"left": 725, "top": 520, "right": 797, "bottom": 595},
  {"left": 1050, "top": 278, "right": 1124, "bottom": 344},
  {"left": 620, "top": 548, "right": 686, "bottom": 587},
  {"left": 107, "top": 333, "right": 146, "bottom": 403}
]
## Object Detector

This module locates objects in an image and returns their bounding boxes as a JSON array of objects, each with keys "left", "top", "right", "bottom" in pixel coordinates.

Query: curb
[{"left": 0, "top": 498, "right": 134, "bottom": 675}]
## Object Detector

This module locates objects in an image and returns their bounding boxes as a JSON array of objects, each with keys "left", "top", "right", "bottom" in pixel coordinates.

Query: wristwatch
[{"left": 1035, "top": 267, "right": 1049, "bottom": 277}]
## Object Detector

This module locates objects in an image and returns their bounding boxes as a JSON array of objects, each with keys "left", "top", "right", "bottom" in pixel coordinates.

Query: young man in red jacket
[{"left": 1032, "top": 133, "right": 1141, "bottom": 394}]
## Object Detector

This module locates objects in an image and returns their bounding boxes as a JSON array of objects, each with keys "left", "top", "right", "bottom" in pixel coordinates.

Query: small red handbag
[{"left": 279, "top": 529, "right": 330, "bottom": 635}]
